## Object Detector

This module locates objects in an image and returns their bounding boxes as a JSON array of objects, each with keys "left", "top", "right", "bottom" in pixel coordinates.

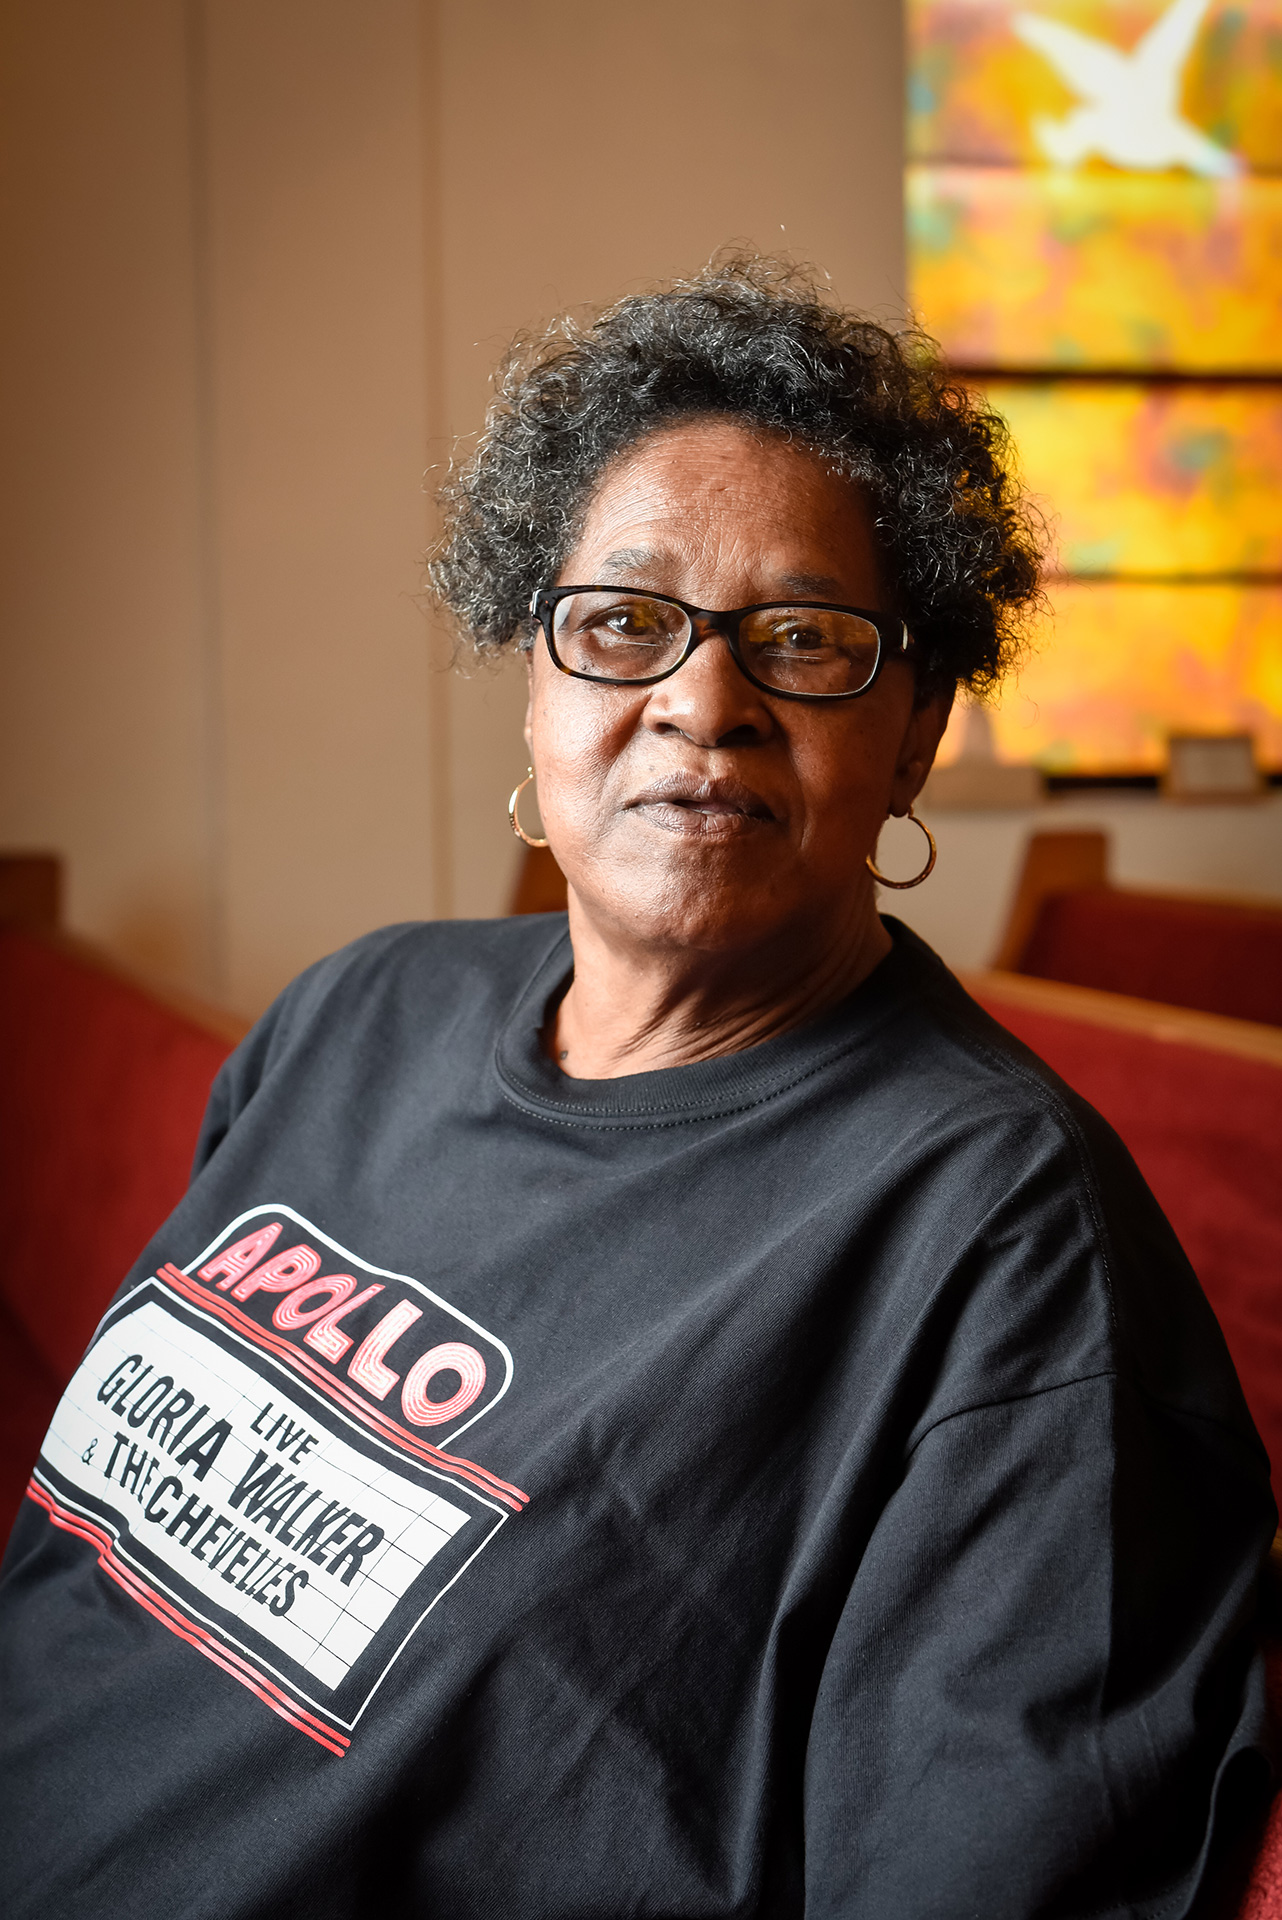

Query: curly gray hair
[{"left": 428, "top": 256, "right": 1043, "bottom": 698}]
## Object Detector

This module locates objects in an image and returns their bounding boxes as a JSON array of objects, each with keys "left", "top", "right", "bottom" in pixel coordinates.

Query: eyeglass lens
[{"left": 550, "top": 592, "right": 881, "bottom": 696}]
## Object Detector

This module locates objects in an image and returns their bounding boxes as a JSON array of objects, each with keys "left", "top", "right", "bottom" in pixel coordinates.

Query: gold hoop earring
[
  {"left": 866, "top": 805, "right": 937, "bottom": 890},
  {"left": 508, "top": 767, "right": 549, "bottom": 849}
]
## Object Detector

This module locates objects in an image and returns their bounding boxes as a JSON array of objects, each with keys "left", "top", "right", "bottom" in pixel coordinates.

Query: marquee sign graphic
[{"left": 28, "top": 1205, "right": 527, "bottom": 1755}]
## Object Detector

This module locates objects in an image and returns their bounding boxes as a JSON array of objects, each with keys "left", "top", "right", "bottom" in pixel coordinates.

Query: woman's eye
[
  {"left": 768, "top": 624, "right": 828, "bottom": 652},
  {"left": 594, "top": 605, "right": 667, "bottom": 641}
]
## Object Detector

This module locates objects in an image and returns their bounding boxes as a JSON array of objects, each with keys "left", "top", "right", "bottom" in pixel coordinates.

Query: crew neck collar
[{"left": 493, "top": 917, "right": 927, "bottom": 1129}]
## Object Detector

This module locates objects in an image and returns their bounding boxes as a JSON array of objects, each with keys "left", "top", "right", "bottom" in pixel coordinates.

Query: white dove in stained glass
[{"left": 1012, "top": 0, "right": 1240, "bottom": 177}]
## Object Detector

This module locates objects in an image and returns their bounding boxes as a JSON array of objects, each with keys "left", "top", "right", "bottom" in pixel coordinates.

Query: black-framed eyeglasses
[{"left": 529, "top": 587, "right": 912, "bottom": 703}]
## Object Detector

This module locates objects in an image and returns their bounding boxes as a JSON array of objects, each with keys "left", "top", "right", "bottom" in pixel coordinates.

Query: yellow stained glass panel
[
  {"left": 908, "top": 2, "right": 1282, "bottom": 768},
  {"left": 955, "top": 581, "right": 1282, "bottom": 769},
  {"left": 910, "top": 0, "right": 1282, "bottom": 172},
  {"left": 909, "top": 165, "right": 1282, "bottom": 370},
  {"left": 979, "top": 379, "right": 1282, "bottom": 572}
]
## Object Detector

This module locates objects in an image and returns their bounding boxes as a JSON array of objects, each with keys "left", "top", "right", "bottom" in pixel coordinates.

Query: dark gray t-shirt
[{"left": 0, "top": 915, "right": 1273, "bottom": 1918}]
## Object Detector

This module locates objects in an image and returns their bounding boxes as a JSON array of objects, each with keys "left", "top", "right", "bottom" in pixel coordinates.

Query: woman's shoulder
[
  {"left": 316, "top": 910, "right": 566, "bottom": 979},
  {"left": 203, "top": 914, "right": 568, "bottom": 1123},
  {"left": 873, "top": 921, "right": 1263, "bottom": 1447},
  {"left": 877, "top": 918, "right": 1116, "bottom": 1136},
  {"left": 875, "top": 924, "right": 1177, "bottom": 1274},
  {"left": 265, "top": 912, "right": 567, "bottom": 1034}
]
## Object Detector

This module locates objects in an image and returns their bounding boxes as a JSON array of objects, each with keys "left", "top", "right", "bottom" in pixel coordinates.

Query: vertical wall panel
[
  {"left": 202, "top": 0, "right": 436, "bottom": 1014},
  {"left": 0, "top": 0, "right": 214, "bottom": 992}
]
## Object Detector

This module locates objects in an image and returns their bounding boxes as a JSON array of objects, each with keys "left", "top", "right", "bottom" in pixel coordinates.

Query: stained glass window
[{"left": 908, "top": 0, "right": 1282, "bottom": 772}]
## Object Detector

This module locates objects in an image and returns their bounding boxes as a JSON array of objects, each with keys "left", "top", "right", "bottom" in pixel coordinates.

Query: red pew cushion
[{"left": 1019, "top": 888, "right": 1282, "bottom": 1027}]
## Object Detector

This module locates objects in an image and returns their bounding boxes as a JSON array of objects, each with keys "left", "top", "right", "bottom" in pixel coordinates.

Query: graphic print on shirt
[{"left": 28, "top": 1204, "right": 528, "bottom": 1757}]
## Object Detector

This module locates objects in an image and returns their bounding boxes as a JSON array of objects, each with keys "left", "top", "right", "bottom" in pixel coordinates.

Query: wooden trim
[
  {"left": 1, "top": 924, "right": 251, "bottom": 1048},
  {"left": 962, "top": 967, "right": 1282, "bottom": 1069},
  {"left": 991, "top": 830, "right": 1110, "bottom": 972}
]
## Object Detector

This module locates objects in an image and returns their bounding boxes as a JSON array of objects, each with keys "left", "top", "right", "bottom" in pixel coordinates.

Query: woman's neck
[{"left": 547, "top": 897, "right": 893, "bottom": 1079}]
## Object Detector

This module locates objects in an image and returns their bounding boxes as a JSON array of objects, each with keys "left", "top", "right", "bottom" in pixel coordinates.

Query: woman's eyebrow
[
  {"left": 592, "top": 555, "right": 851, "bottom": 601},
  {"left": 776, "top": 571, "right": 847, "bottom": 599},
  {"left": 597, "top": 547, "right": 664, "bottom": 577}
]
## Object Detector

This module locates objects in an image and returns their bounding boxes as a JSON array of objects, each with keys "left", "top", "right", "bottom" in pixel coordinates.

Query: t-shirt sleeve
[
  {"left": 187, "top": 927, "right": 405, "bottom": 1179},
  {"left": 189, "top": 998, "right": 289, "bottom": 1179},
  {"left": 801, "top": 1368, "right": 1272, "bottom": 1919}
]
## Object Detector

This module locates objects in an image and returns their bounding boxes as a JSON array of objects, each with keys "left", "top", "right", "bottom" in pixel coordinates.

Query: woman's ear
[
  {"left": 523, "top": 651, "right": 535, "bottom": 755},
  {"left": 889, "top": 690, "right": 953, "bottom": 817}
]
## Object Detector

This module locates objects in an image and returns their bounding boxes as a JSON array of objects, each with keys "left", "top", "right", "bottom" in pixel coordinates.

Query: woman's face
[{"left": 525, "top": 419, "right": 951, "bottom": 958}]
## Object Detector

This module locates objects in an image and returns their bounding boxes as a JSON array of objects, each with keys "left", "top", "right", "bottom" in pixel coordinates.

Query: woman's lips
[{"left": 626, "top": 776, "right": 777, "bottom": 836}]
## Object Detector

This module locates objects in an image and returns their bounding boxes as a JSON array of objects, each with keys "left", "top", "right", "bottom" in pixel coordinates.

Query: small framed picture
[{"left": 1164, "top": 733, "right": 1263, "bottom": 802}]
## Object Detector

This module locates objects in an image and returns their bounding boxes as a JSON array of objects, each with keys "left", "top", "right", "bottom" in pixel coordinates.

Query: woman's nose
[{"left": 641, "top": 632, "right": 774, "bottom": 748}]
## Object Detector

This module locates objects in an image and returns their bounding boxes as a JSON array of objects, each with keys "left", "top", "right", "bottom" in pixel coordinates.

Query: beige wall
[
  {"left": 0, "top": 0, "right": 906, "bottom": 1015},
  {"left": 0, "top": 0, "right": 439, "bottom": 1015},
  {"left": 0, "top": 2, "right": 214, "bottom": 993},
  {"left": 199, "top": 0, "right": 436, "bottom": 1015}
]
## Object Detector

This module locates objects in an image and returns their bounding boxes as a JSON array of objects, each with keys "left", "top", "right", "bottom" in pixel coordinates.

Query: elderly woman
[{"left": 1, "top": 261, "right": 1273, "bottom": 1920}]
